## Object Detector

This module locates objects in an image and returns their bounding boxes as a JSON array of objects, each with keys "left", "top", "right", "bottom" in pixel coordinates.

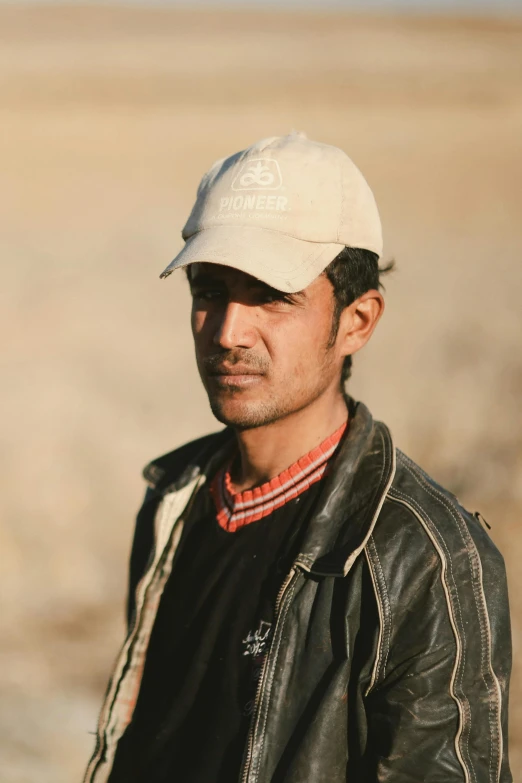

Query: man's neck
[{"left": 229, "top": 390, "right": 349, "bottom": 494}]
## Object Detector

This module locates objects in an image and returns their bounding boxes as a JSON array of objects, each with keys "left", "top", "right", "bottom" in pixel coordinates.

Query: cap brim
[{"left": 159, "top": 225, "right": 345, "bottom": 294}]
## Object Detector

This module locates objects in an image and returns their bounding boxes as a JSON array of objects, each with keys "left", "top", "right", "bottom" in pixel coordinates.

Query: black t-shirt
[{"left": 109, "top": 476, "right": 324, "bottom": 783}]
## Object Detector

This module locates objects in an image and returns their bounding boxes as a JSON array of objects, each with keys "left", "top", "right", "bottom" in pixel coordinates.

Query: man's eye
[
  {"left": 258, "top": 290, "right": 292, "bottom": 305},
  {"left": 191, "top": 288, "right": 224, "bottom": 301}
]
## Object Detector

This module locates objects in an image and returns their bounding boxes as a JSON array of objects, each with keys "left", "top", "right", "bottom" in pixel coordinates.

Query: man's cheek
[
  {"left": 282, "top": 349, "right": 309, "bottom": 383},
  {"left": 190, "top": 309, "right": 200, "bottom": 337},
  {"left": 192, "top": 313, "right": 212, "bottom": 350},
  {"left": 191, "top": 307, "right": 205, "bottom": 332}
]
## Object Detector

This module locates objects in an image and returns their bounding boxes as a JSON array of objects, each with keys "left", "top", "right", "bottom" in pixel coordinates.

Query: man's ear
[{"left": 337, "top": 290, "right": 385, "bottom": 358}]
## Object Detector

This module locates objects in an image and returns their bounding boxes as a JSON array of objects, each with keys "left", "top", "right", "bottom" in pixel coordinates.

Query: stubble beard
[
  {"left": 207, "top": 389, "right": 290, "bottom": 430},
  {"left": 201, "top": 346, "right": 338, "bottom": 431}
]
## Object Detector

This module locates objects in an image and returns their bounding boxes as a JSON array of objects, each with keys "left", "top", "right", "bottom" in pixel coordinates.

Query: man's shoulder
[
  {"left": 142, "top": 428, "right": 231, "bottom": 493},
  {"left": 371, "top": 446, "right": 505, "bottom": 589},
  {"left": 389, "top": 448, "right": 500, "bottom": 552}
]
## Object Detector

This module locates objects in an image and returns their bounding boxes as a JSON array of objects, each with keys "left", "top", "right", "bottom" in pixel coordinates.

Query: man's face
[{"left": 189, "top": 263, "right": 345, "bottom": 429}]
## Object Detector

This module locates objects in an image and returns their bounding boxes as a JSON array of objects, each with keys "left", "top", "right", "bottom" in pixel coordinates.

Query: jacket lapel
[{"left": 295, "top": 401, "right": 396, "bottom": 577}]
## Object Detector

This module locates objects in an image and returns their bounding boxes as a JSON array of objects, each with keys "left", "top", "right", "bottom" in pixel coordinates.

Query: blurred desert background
[{"left": 1, "top": 3, "right": 521, "bottom": 780}]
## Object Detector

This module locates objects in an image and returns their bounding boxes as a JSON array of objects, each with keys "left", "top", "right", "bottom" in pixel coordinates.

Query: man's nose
[{"left": 213, "top": 301, "right": 257, "bottom": 350}]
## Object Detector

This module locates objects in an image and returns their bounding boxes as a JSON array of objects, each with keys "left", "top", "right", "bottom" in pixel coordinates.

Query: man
[{"left": 85, "top": 132, "right": 512, "bottom": 782}]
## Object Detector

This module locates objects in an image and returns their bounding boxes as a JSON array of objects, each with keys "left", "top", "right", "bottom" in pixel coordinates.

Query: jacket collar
[
  {"left": 144, "top": 399, "right": 395, "bottom": 578},
  {"left": 295, "top": 400, "right": 396, "bottom": 577},
  {"left": 143, "top": 428, "right": 233, "bottom": 496}
]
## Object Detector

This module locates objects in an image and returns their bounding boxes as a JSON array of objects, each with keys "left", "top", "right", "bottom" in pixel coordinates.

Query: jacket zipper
[{"left": 240, "top": 566, "right": 298, "bottom": 783}]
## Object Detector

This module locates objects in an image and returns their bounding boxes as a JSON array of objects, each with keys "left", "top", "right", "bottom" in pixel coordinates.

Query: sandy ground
[{"left": 0, "top": 4, "right": 521, "bottom": 780}]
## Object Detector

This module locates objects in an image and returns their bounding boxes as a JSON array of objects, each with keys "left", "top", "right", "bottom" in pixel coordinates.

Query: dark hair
[{"left": 324, "top": 247, "right": 394, "bottom": 385}]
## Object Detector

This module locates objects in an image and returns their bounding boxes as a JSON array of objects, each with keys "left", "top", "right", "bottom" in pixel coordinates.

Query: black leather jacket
[{"left": 85, "top": 401, "right": 512, "bottom": 783}]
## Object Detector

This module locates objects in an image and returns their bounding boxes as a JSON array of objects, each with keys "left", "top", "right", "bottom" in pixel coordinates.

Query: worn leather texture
[{"left": 85, "top": 400, "right": 512, "bottom": 783}]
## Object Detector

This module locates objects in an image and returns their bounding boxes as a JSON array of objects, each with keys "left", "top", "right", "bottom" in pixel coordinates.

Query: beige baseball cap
[{"left": 160, "top": 131, "right": 382, "bottom": 293}]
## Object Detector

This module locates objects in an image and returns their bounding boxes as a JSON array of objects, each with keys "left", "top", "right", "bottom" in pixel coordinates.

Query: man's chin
[{"left": 208, "top": 395, "right": 282, "bottom": 431}]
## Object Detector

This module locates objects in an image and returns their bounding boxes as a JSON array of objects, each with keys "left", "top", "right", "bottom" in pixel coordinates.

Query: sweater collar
[{"left": 210, "top": 421, "right": 347, "bottom": 533}]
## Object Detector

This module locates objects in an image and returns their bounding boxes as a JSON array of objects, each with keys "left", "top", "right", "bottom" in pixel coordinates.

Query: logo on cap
[{"left": 232, "top": 158, "right": 282, "bottom": 191}]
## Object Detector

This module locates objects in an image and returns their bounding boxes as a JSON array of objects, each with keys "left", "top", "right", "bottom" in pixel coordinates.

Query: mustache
[{"left": 203, "top": 350, "right": 269, "bottom": 375}]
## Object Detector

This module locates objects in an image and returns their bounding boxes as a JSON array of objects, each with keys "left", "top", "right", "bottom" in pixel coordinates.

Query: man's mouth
[
  {"left": 207, "top": 365, "right": 265, "bottom": 388},
  {"left": 208, "top": 367, "right": 263, "bottom": 377}
]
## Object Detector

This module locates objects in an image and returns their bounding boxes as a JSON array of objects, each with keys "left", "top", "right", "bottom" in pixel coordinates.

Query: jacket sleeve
[{"left": 362, "top": 499, "right": 512, "bottom": 783}]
